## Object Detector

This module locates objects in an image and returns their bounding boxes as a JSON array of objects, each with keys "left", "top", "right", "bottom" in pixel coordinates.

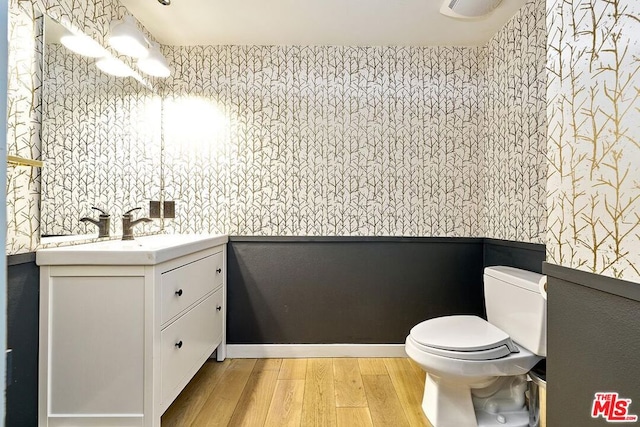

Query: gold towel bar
[{"left": 7, "top": 155, "right": 44, "bottom": 168}]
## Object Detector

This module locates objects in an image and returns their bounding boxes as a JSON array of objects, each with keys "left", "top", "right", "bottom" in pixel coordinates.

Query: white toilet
[{"left": 405, "top": 266, "right": 546, "bottom": 427}]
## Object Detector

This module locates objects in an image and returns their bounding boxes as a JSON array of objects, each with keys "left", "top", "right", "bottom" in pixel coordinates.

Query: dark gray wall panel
[
  {"left": 7, "top": 254, "right": 39, "bottom": 427},
  {"left": 483, "top": 238, "right": 545, "bottom": 273},
  {"left": 546, "top": 264, "right": 640, "bottom": 426},
  {"left": 227, "top": 238, "right": 485, "bottom": 344}
]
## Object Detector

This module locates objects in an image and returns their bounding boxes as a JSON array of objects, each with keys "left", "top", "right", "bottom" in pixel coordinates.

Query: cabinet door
[{"left": 48, "top": 276, "right": 145, "bottom": 416}]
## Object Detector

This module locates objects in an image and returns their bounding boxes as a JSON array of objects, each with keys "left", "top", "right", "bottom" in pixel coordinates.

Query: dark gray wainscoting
[
  {"left": 227, "top": 237, "right": 486, "bottom": 344},
  {"left": 545, "top": 262, "right": 640, "bottom": 426},
  {"left": 483, "top": 238, "right": 546, "bottom": 273},
  {"left": 7, "top": 253, "right": 39, "bottom": 427}
]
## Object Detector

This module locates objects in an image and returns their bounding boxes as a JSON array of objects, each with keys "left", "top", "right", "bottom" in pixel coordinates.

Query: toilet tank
[{"left": 484, "top": 266, "right": 546, "bottom": 356}]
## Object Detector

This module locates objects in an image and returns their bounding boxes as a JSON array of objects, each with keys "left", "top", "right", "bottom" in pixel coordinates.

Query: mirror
[{"left": 40, "top": 16, "right": 162, "bottom": 239}]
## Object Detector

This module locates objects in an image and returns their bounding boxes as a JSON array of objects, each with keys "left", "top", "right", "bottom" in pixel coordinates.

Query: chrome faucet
[
  {"left": 80, "top": 207, "right": 111, "bottom": 238},
  {"left": 122, "top": 207, "right": 153, "bottom": 240}
]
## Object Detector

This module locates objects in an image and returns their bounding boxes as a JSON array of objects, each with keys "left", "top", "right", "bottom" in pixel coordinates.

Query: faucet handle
[
  {"left": 81, "top": 207, "right": 111, "bottom": 238},
  {"left": 91, "top": 206, "right": 110, "bottom": 217},
  {"left": 123, "top": 207, "right": 142, "bottom": 217}
]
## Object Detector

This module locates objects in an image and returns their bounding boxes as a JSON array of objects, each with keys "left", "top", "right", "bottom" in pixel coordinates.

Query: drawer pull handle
[
  {"left": 216, "top": 268, "right": 222, "bottom": 274},
  {"left": 175, "top": 289, "right": 183, "bottom": 296},
  {"left": 175, "top": 341, "right": 183, "bottom": 349},
  {"left": 216, "top": 305, "right": 222, "bottom": 311}
]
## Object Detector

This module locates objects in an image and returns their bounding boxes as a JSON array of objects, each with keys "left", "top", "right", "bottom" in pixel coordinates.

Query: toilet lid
[{"left": 409, "top": 315, "right": 518, "bottom": 353}]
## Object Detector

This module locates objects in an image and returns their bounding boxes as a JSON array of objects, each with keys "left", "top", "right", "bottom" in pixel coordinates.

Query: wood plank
[
  {"left": 254, "top": 358, "right": 283, "bottom": 372},
  {"left": 333, "top": 358, "right": 367, "bottom": 407},
  {"left": 407, "top": 359, "right": 426, "bottom": 386},
  {"left": 384, "top": 358, "right": 431, "bottom": 427},
  {"left": 362, "top": 375, "right": 410, "bottom": 427},
  {"left": 358, "top": 358, "right": 388, "bottom": 376},
  {"left": 301, "top": 359, "right": 337, "bottom": 426},
  {"left": 162, "top": 360, "right": 230, "bottom": 427},
  {"left": 163, "top": 357, "right": 430, "bottom": 427},
  {"left": 336, "top": 407, "right": 374, "bottom": 427},
  {"left": 189, "top": 359, "right": 257, "bottom": 426},
  {"left": 228, "top": 368, "right": 280, "bottom": 427},
  {"left": 278, "top": 358, "right": 308, "bottom": 380},
  {"left": 264, "top": 379, "right": 306, "bottom": 427}
]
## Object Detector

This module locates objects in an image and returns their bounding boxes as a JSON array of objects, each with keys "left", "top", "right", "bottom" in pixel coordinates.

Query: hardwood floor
[{"left": 162, "top": 358, "right": 433, "bottom": 427}]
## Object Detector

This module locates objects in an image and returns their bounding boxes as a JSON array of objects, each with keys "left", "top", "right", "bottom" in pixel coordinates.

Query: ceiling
[{"left": 120, "top": 0, "right": 529, "bottom": 47}]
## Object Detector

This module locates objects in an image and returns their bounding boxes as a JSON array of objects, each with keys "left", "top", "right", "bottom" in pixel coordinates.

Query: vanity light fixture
[
  {"left": 137, "top": 42, "right": 170, "bottom": 77},
  {"left": 108, "top": 15, "right": 148, "bottom": 58},
  {"left": 106, "top": 15, "right": 171, "bottom": 78},
  {"left": 95, "top": 56, "right": 133, "bottom": 77},
  {"left": 60, "top": 30, "right": 108, "bottom": 58}
]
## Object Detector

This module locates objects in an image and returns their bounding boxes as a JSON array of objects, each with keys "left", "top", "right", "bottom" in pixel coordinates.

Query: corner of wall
[{"left": 480, "top": 0, "right": 547, "bottom": 245}]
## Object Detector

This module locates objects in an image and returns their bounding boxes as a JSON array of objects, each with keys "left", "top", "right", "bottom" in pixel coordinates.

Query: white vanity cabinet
[{"left": 36, "top": 234, "right": 228, "bottom": 427}]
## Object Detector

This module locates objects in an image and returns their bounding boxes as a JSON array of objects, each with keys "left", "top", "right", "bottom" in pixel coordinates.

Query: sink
[{"left": 36, "top": 234, "right": 229, "bottom": 265}]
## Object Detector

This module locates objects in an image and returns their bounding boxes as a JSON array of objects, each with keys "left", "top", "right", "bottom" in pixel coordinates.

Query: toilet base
[
  {"left": 422, "top": 373, "right": 530, "bottom": 427},
  {"left": 422, "top": 374, "right": 478, "bottom": 427},
  {"left": 475, "top": 409, "right": 529, "bottom": 427}
]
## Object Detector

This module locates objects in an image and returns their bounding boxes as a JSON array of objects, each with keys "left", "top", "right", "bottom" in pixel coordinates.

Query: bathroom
[{"left": 3, "top": 0, "right": 640, "bottom": 425}]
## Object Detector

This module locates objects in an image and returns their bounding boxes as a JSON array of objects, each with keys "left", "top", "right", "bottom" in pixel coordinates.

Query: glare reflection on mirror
[{"left": 40, "top": 16, "right": 162, "bottom": 240}]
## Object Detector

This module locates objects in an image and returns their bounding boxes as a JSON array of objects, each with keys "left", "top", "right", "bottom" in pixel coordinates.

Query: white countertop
[{"left": 36, "top": 234, "right": 229, "bottom": 265}]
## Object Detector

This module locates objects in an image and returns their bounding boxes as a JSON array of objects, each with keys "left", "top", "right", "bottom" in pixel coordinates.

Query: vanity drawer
[
  {"left": 161, "top": 288, "right": 223, "bottom": 406},
  {"left": 161, "top": 251, "right": 223, "bottom": 324}
]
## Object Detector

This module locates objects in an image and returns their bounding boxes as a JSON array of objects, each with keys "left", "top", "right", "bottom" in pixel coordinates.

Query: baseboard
[{"left": 226, "top": 344, "right": 407, "bottom": 358}]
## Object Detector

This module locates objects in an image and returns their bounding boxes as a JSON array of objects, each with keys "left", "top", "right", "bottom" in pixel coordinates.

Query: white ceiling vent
[{"left": 440, "top": 0, "right": 503, "bottom": 19}]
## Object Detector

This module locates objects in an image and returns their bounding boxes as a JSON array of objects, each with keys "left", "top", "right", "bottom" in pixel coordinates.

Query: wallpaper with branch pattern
[
  {"left": 7, "top": 0, "right": 158, "bottom": 253},
  {"left": 7, "top": 6, "right": 42, "bottom": 252},
  {"left": 8, "top": 0, "right": 549, "bottom": 252},
  {"left": 483, "top": 0, "right": 547, "bottom": 244},
  {"left": 161, "top": 0, "right": 547, "bottom": 238},
  {"left": 161, "top": 45, "right": 484, "bottom": 236},
  {"left": 546, "top": 0, "right": 640, "bottom": 282}
]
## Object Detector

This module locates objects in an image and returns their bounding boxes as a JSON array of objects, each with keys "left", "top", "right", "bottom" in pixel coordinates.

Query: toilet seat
[{"left": 409, "top": 315, "right": 519, "bottom": 361}]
